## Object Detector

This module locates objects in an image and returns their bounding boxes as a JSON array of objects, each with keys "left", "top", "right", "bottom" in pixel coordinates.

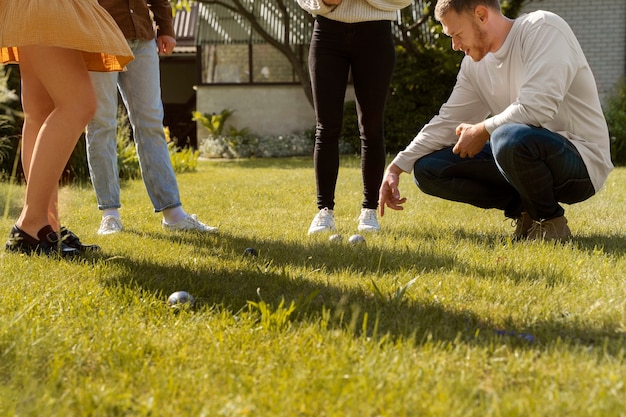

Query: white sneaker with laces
[
  {"left": 98, "top": 215, "right": 123, "bottom": 235},
  {"left": 162, "top": 214, "right": 218, "bottom": 233},
  {"left": 308, "top": 208, "right": 336, "bottom": 234},
  {"left": 357, "top": 208, "right": 380, "bottom": 232}
]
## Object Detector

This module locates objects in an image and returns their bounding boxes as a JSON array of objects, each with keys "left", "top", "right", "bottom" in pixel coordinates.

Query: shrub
[
  {"left": 192, "top": 108, "right": 235, "bottom": 136},
  {"left": 200, "top": 133, "right": 313, "bottom": 159},
  {"left": 337, "top": 44, "right": 461, "bottom": 155},
  {"left": 0, "top": 65, "right": 23, "bottom": 181},
  {"left": 169, "top": 141, "right": 200, "bottom": 173},
  {"left": 62, "top": 134, "right": 91, "bottom": 184},
  {"left": 195, "top": 106, "right": 358, "bottom": 159},
  {"left": 384, "top": 44, "right": 461, "bottom": 153},
  {"left": 339, "top": 101, "right": 360, "bottom": 154},
  {"left": 604, "top": 77, "right": 626, "bottom": 166},
  {"left": 0, "top": 119, "right": 14, "bottom": 166}
]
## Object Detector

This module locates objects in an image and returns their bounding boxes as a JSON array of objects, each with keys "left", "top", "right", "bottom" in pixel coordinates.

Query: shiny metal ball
[{"left": 167, "top": 291, "right": 195, "bottom": 308}]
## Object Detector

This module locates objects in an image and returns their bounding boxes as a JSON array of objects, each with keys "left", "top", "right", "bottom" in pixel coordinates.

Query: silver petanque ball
[
  {"left": 167, "top": 291, "right": 195, "bottom": 308},
  {"left": 348, "top": 234, "right": 366, "bottom": 245},
  {"left": 243, "top": 247, "right": 258, "bottom": 257},
  {"left": 329, "top": 234, "right": 343, "bottom": 242}
]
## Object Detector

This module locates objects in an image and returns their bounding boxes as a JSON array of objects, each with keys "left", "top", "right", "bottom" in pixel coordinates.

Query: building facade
[{"left": 521, "top": 0, "right": 625, "bottom": 102}]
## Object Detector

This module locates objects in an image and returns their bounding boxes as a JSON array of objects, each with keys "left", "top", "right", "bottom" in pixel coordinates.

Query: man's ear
[{"left": 474, "top": 5, "right": 489, "bottom": 24}]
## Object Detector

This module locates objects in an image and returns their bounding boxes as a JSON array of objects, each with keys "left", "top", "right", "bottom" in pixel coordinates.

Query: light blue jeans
[{"left": 86, "top": 39, "right": 181, "bottom": 212}]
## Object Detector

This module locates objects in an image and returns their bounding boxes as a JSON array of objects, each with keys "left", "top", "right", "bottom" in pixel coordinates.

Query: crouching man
[{"left": 379, "top": 0, "right": 613, "bottom": 240}]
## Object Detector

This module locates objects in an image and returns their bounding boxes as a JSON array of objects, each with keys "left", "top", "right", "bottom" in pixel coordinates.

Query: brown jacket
[{"left": 98, "top": 0, "right": 174, "bottom": 40}]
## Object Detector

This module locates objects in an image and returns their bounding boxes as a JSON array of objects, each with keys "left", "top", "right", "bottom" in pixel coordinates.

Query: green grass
[{"left": 1, "top": 156, "right": 625, "bottom": 416}]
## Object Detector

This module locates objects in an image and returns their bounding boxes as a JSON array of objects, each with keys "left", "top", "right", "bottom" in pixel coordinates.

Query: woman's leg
[
  {"left": 18, "top": 53, "right": 57, "bottom": 228},
  {"left": 309, "top": 17, "right": 351, "bottom": 210},
  {"left": 350, "top": 20, "right": 395, "bottom": 210},
  {"left": 16, "top": 46, "right": 97, "bottom": 238}
]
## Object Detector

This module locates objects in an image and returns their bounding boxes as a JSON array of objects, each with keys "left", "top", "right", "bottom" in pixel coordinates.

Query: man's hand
[
  {"left": 379, "top": 164, "right": 407, "bottom": 217},
  {"left": 452, "top": 122, "right": 489, "bottom": 158},
  {"left": 157, "top": 35, "right": 177, "bottom": 56}
]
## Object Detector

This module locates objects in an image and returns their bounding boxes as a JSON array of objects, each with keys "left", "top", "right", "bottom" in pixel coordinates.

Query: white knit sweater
[{"left": 297, "top": 0, "right": 412, "bottom": 23}]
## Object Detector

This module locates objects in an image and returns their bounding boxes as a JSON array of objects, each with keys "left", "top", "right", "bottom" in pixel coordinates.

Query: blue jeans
[
  {"left": 86, "top": 39, "right": 181, "bottom": 212},
  {"left": 309, "top": 16, "right": 395, "bottom": 210},
  {"left": 413, "top": 124, "right": 595, "bottom": 220}
]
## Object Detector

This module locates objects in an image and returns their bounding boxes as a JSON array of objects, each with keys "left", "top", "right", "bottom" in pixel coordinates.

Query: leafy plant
[
  {"left": 0, "top": 65, "right": 22, "bottom": 180},
  {"left": 0, "top": 120, "right": 12, "bottom": 165},
  {"left": 168, "top": 141, "right": 199, "bottom": 173},
  {"left": 199, "top": 132, "right": 323, "bottom": 159},
  {"left": 192, "top": 108, "right": 235, "bottom": 136}
]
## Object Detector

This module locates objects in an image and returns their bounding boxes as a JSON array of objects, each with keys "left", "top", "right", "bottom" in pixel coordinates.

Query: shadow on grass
[
  {"left": 90, "top": 226, "right": 626, "bottom": 356},
  {"left": 573, "top": 234, "right": 626, "bottom": 256}
]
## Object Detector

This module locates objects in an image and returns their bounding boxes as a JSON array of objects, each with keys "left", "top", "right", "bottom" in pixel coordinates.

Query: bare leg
[
  {"left": 19, "top": 55, "right": 58, "bottom": 229},
  {"left": 16, "top": 46, "right": 97, "bottom": 238}
]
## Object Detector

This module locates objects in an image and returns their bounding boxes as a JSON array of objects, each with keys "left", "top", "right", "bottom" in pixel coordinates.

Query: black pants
[{"left": 309, "top": 16, "right": 395, "bottom": 210}]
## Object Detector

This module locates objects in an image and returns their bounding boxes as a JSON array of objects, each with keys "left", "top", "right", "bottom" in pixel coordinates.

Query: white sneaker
[
  {"left": 357, "top": 208, "right": 380, "bottom": 232},
  {"left": 308, "top": 208, "right": 336, "bottom": 234},
  {"left": 162, "top": 214, "right": 218, "bottom": 233},
  {"left": 98, "top": 215, "right": 123, "bottom": 235}
]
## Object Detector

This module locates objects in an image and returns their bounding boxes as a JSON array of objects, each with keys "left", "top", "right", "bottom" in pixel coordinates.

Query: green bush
[
  {"left": 604, "top": 77, "right": 626, "bottom": 166},
  {"left": 62, "top": 134, "right": 91, "bottom": 184},
  {"left": 339, "top": 45, "right": 461, "bottom": 155},
  {"left": 0, "top": 65, "right": 23, "bottom": 182},
  {"left": 385, "top": 44, "right": 461, "bottom": 153},
  {"left": 339, "top": 101, "right": 360, "bottom": 153},
  {"left": 192, "top": 108, "right": 240, "bottom": 137},
  {"left": 0, "top": 119, "right": 14, "bottom": 166},
  {"left": 199, "top": 132, "right": 316, "bottom": 159},
  {"left": 169, "top": 141, "right": 199, "bottom": 173}
]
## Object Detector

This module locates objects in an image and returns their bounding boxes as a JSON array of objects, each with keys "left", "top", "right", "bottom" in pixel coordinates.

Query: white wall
[
  {"left": 521, "top": 0, "right": 626, "bottom": 102},
  {"left": 196, "top": 84, "right": 355, "bottom": 139}
]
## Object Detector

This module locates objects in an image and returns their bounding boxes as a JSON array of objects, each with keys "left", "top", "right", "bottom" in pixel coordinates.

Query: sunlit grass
[{"left": 1, "top": 157, "right": 625, "bottom": 416}]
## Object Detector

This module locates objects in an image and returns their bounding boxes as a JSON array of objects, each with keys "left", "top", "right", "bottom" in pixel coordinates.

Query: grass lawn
[{"left": 1, "top": 156, "right": 625, "bottom": 416}]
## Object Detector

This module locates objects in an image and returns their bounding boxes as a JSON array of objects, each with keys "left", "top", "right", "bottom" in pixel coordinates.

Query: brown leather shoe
[
  {"left": 512, "top": 212, "right": 533, "bottom": 240},
  {"left": 527, "top": 216, "right": 572, "bottom": 241}
]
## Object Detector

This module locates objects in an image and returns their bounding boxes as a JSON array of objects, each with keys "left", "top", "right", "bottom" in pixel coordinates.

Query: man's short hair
[{"left": 434, "top": 0, "right": 501, "bottom": 21}]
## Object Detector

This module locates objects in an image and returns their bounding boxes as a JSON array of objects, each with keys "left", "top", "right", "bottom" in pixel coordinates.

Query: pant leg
[
  {"left": 86, "top": 70, "right": 122, "bottom": 210},
  {"left": 350, "top": 20, "right": 395, "bottom": 210},
  {"left": 413, "top": 144, "right": 524, "bottom": 217},
  {"left": 490, "top": 124, "right": 595, "bottom": 220},
  {"left": 309, "top": 16, "right": 352, "bottom": 210},
  {"left": 117, "top": 39, "right": 181, "bottom": 212}
]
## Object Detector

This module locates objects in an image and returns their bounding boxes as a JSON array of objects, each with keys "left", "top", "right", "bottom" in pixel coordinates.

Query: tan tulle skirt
[{"left": 0, "top": 0, "right": 133, "bottom": 71}]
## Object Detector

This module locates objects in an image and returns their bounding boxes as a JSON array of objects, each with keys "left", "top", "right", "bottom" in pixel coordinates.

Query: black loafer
[
  {"left": 5, "top": 225, "right": 80, "bottom": 257},
  {"left": 60, "top": 227, "right": 101, "bottom": 252}
]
